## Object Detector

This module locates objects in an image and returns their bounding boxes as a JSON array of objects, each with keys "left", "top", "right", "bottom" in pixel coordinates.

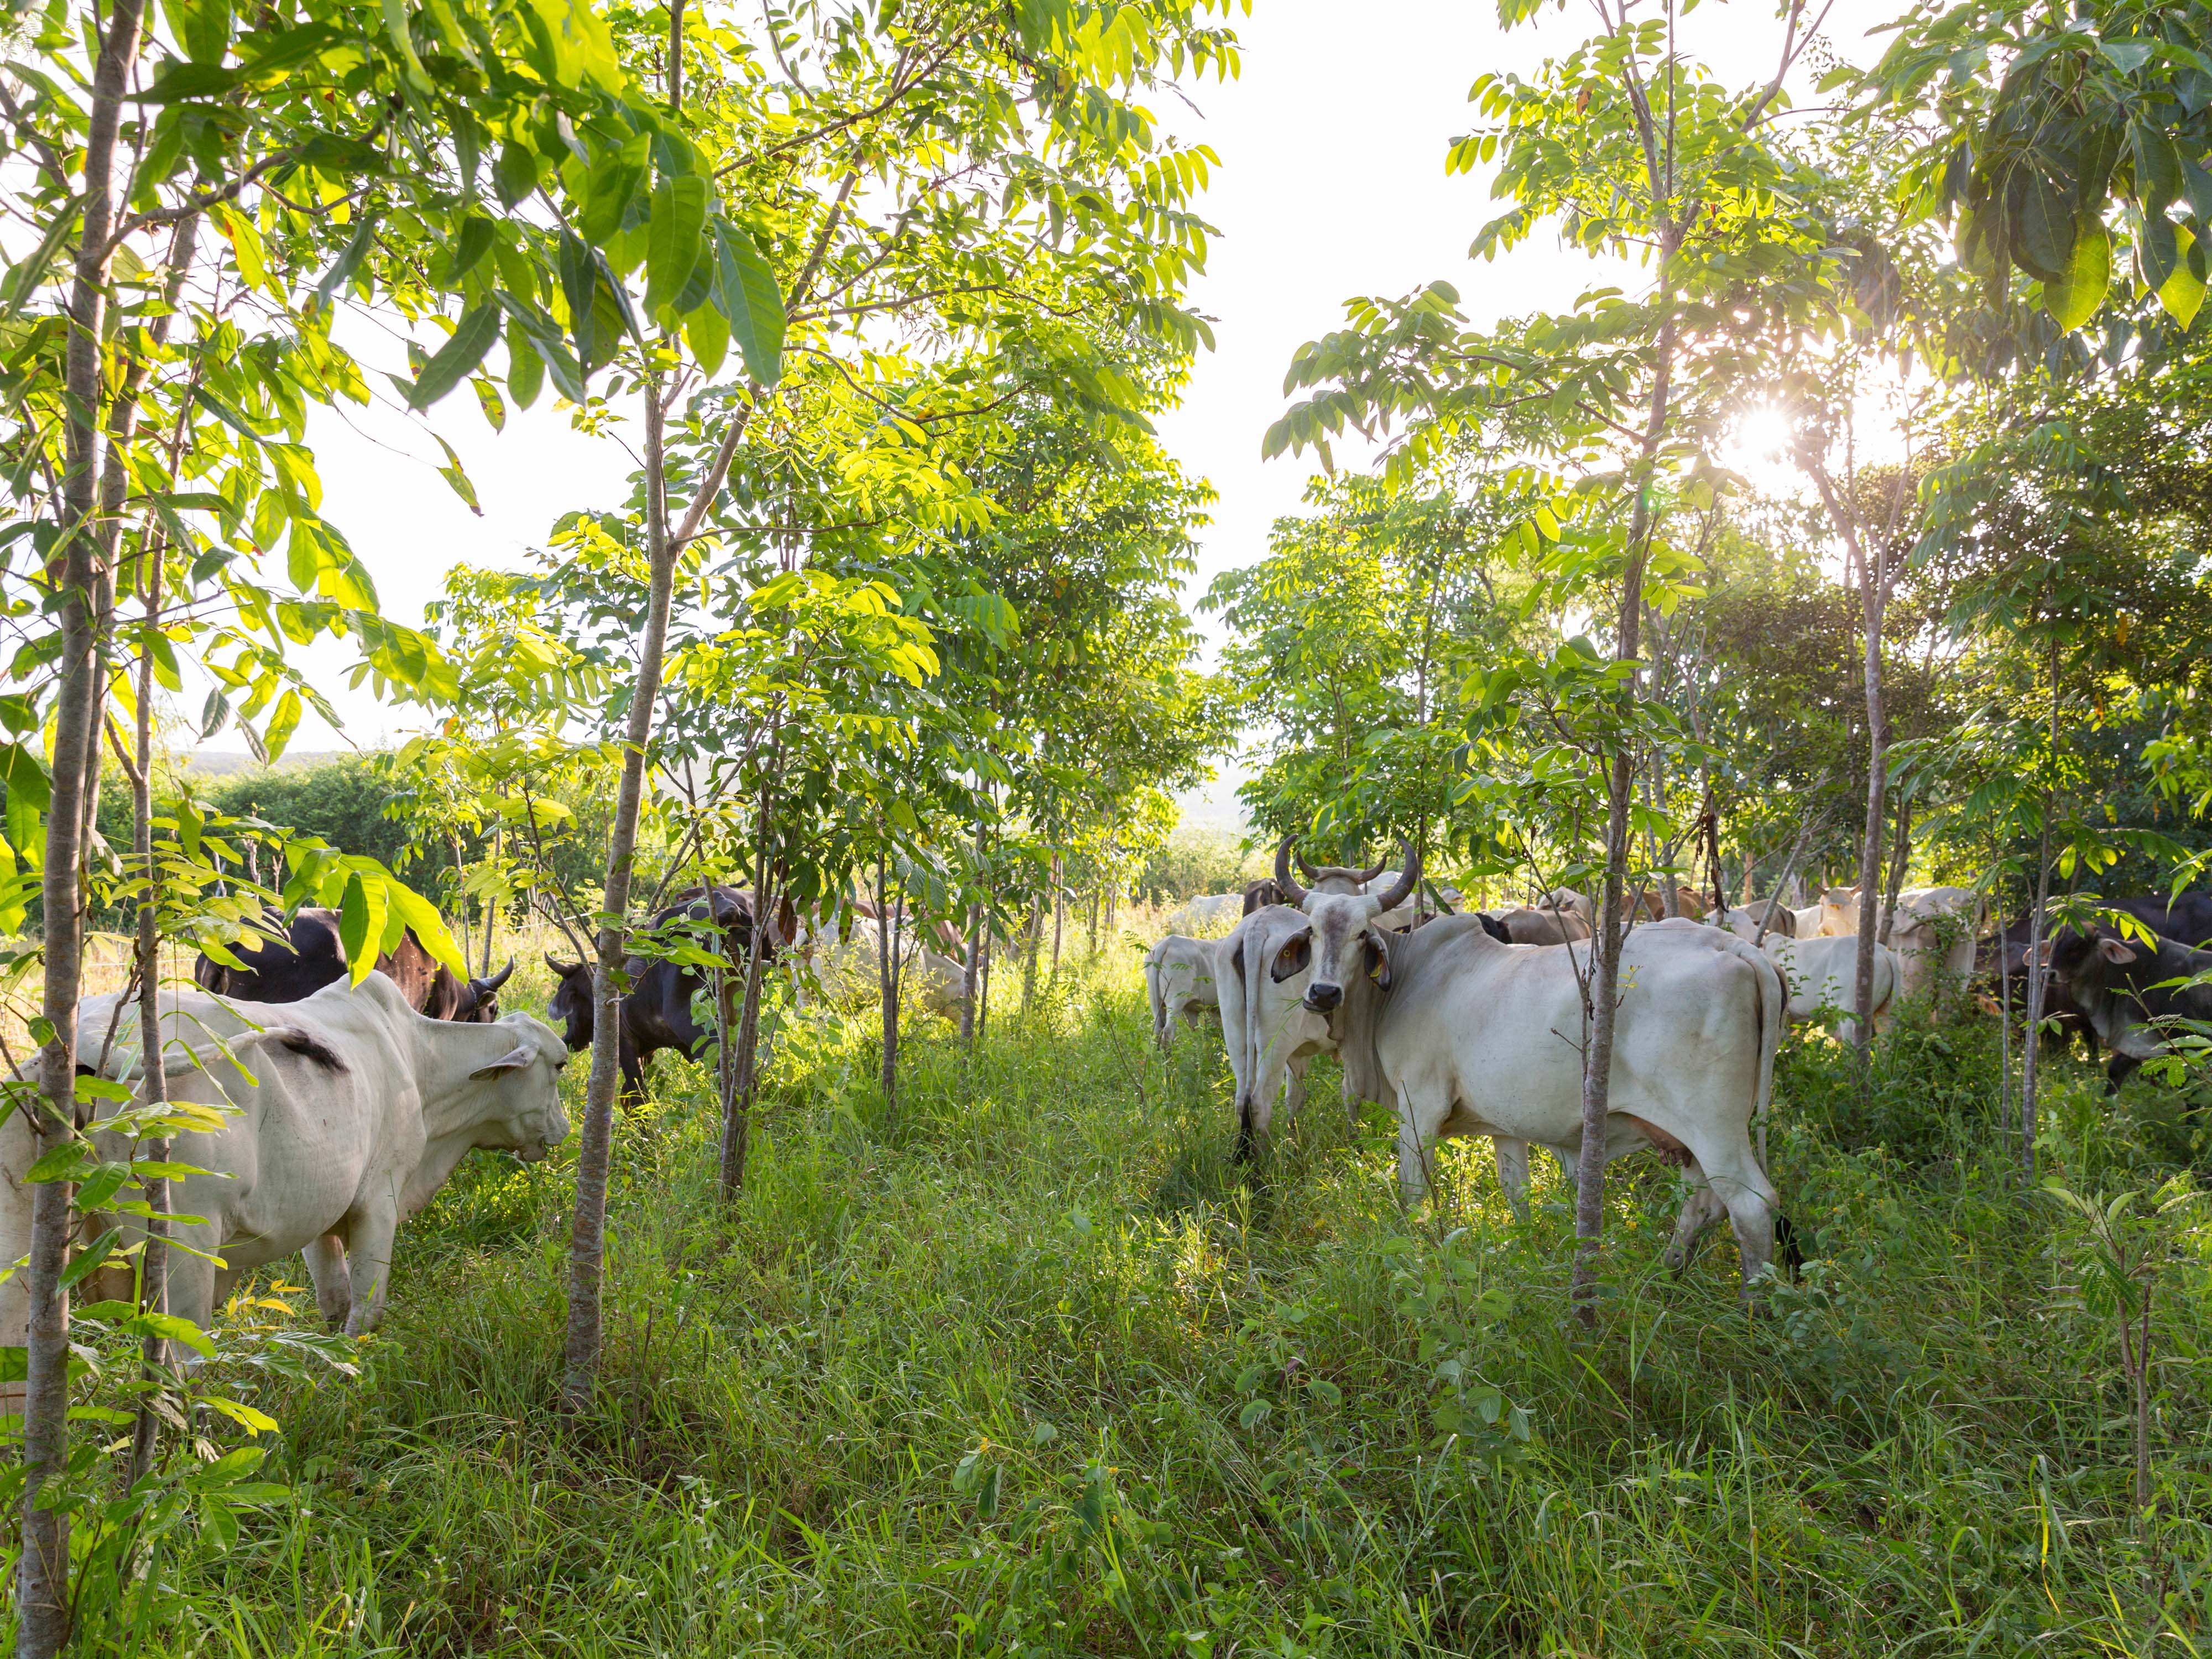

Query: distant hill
[{"left": 182, "top": 749, "right": 350, "bottom": 777}]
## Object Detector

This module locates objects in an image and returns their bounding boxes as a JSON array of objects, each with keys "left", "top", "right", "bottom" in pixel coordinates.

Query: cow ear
[
  {"left": 2098, "top": 936, "right": 2138, "bottom": 964},
  {"left": 1364, "top": 928, "right": 1394, "bottom": 990},
  {"left": 469, "top": 1046, "right": 535, "bottom": 1080}
]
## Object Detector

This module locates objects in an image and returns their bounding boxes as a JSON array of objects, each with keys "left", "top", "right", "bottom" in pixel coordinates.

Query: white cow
[
  {"left": 1764, "top": 933, "right": 1900, "bottom": 1042},
  {"left": 0, "top": 976, "right": 569, "bottom": 1351},
  {"left": 1717, "top": 898, "right": 1799, "bottom": 941},
  {"left": 1145, "top": 933, "right": 1223, "bottom": 1051},
  {"left": 797, "top": 916, "right": 969, "bottom": 1017},
  {"left": 1241, "top": 854, "right": 1788, "bottom": 1291},
  {"left": 1817, "top": 885, "right": 1985, "bottom": 1000},
  {"left": 1162, "top": 892, "right": 1245, "bottom": 937},
  {"left": 1792, "top": 904, "right": 1825, "bottom": 939}
]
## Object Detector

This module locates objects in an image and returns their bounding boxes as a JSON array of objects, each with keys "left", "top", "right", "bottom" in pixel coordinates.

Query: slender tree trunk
[
  {"left": 719, "top": 760, "right": 778, "bottom": 1199},
  {"left": 875, "top": 852, "right": 901, "bottom": 1115},
  {"left": 2022, "top": 795, "right": 2053, "bottom": 1180},
  {"left": 126, "top": 521, "right": 173, "bottom": 1486},
  {"left": 1995, "top": 885, "right": 2012, "bottom": 1160},
  {"left": 562, "top": 374, "right": 677, "bottom": 1411},
  {"left": 1572, "top": 303, "right": 1674, "bottom": 1320},
  {"left": 21, "top": 0, "right": 148, "bottom": 1641},
  {"left": 1879, "top": 796, "right": 1912, "bottom": 947},
  {"left": 2131, "top": 1281, "right": 2153, "bottom": 1524},
  {"left": 1087, "top": 888, "right": 1099, "bottom": 957},
  {"left": 1021, "top": 893, "right": 1042, "bottom": 1011},
  {"left": 977, "top": 887, "right": 994, "bottom": 1047},
  {"left": 959, "top": 822, "right": 983, "bottom": 1047},
  {"left": 1050, "top": 853, "right": 1065, "bottom": 979},
  {"left": 1851, "top": 544, "right": 1888, "bottom": 1070}
]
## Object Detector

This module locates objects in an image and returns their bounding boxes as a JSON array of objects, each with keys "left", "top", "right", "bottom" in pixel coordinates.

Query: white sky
[{"left": 238, "top": 0, "right": 1896, "bottom": 789}]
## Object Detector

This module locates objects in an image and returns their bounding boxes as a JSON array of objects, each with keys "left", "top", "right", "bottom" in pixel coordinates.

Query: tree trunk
[
  {"left": 1050, "top": 853, "right": 1065, "bottom": 979},
  {"left": 2022, "top": 795, "right": 2053, "bottom": 1180},
  {"left": 562, "top": 374, "right": 677, "bottom": 1411},
  {"left": 977, "top": 889, "right": 994, "bottom": 1047},
  {"left": 1851, "top": 540, "right": 1888, "bottom": 1071},
  {"left": 1572, "top": 304, "right": 1673, "bottom": 1321},
  {"left": 1021, "top": 892, "right": 1042, "bottom": 1011},
  {"left": 718, "top": 764, "right": 777, "bottom": 1200},
  {"left": 1087, "top": 888, "right": 1099, "bottom": 957},
  {"left": 1994, "top": 885, "right": 2012, "bottom": 1160},
  {"left": 21, "top": 0, "right": 148, "bottom": 1641},
  {"left": 875, "top": 852, "right": 901, "bottom": 1115},
  {"left": 1879, "top": 795, "right": 1912, "bottom": 947},
  {"left": 127, "top": 509, "right": 173, "bottom": 1486}
]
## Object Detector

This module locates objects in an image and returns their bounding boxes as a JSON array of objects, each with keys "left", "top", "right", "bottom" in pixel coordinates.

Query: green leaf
[
  {"left": 2140, "top": 212, "right": 2181, "bottom": 293},
  {"left": 57, "top": 1227, "right": 124, "bottom": 1293},
  {"left": 264, "top": 688, "right": 303, "bottom": 761},
  {"left": 161, "top": 0, "right": 232, "bottom": 66},
  {"left": 2044, "top": 218, "right": 2110, "bottom": 331},
  {"left": 408, "top": 304, "right": 502, "bottom": 410},
  {"left": 645, "top": 175, "right": 707, "bottom": 318},
  {"left": 494, "top": 140, "right": 539, "bottom": 207},
  {"left": 338, "top": 872, "right": 373, "bottom": 976},
  {"left": 580, "top": 137, "right": 648, "bottom": 247},
  {"left": 2135, "top": 122, "right": 2184, "bottom": 216},
  {"left": 127, "top": 1311, "right": 216, "bottom": 1357},
  {"left": 439, "top": 216, "right": 496, "bottom": 288},
  {"left": 1238, "top": 1397, "right": 1271, "bottom": 1431},
  {"left": 716, "top": 222, "right": 785, "bottom": 385},
  {"left": 202, "top": 1395, "right": 280, "bottom": 1435},
  {"left": 557, "top": 229, "right": 598, "bottom": 371},
  {"left": 2100, "top": 39, "right": 2153, "bottom": 76},
  {"left": 505, "top": 324, "right": 544, "bottom": 409},
  {"left": 2187, "top": 158, "right": 2212, "bottom": 228},
  {"left": 131, "top": 61, "right": 238, "bottom": 101},
  {"left": 2017, "top": 172, "right": 2073, "bottom": 280},
  {"left": 2158, "top": 223, "right": 2206, "bottom": 327},
  {"left": 684, "top": 301, "right": 728, "bottom": 379},
  {"left": 0, "top": 742, "right": 53, "bottom": 811}
]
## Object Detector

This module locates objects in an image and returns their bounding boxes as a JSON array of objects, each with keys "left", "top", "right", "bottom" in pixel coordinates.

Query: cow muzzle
[{"left": 1303, "top": 982, "right": 1342, "bottom": 1014}]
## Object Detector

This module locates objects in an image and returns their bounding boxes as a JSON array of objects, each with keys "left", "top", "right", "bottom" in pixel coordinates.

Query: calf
[
  {"left": 2044, "top": 926, "right": 2212, "bottom": 1093},
  {"left": 1, "top": 976, "right": 568, "bottom": 1348}
]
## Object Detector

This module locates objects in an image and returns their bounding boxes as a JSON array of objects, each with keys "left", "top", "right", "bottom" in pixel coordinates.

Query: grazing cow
[
  {"left": 2043, "top": 926, "right": 2212, "bottom": 1093},
  {"left": 1818, "top": 885, "right": 1985, "bottom": 1000},
  {"left": 194, "top": 907, "right": 513, "bottom": 1022},
  {"left": 1487, "top": 905, "right": 1593, "bottom": 945},
  {"left": 1718, "top": 898, "right": 1798, "bottom": 942},
  {"left": 545, "top": 885, "right": 776, "bottom": 1102},
  {"left": 1145, "top": 934, "right": 1222, "bottom": 1050},
  {"left": 1762, "top": 933, "right": 1900, "bottom": 1042},
  {"left": 1, "top": 977, "right": 568, "bottom": 1351},
  {"left": 1791, "top": 904, "right": 1825, "bottom": 940},
  {"left": 1235, "top": 848, "right": 1789, "bottom": 1292}
]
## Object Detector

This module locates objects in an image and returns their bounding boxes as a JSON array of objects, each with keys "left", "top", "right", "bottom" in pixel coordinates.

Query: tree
[{"left": 1266, "top": 0, "right": 1838, "bottom": 1313}]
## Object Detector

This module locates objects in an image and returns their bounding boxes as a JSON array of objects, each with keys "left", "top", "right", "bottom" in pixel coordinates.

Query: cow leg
[
  {"left": 1391, "top": 1083, "right": 1450, "bottom": 1210},
  {"left": 1663, "top": 1179, "right": 1728, "bottom": 1274},
  {"left": 304, "top": 1233, "right": 351, "bottom": 1329},
  {"left": 1493, "top": 1137, "right": 1531, "bottom": 1223},
  {"left": 1284, "top": 1056, "right": 1309, "bottom": 1130},
  {"left": 341, "top": 1200, "right": 400, "bottom": 1337},
  {"left": 2105, "top": 1053, "right": 2141, "bottom": 1095},
  {"left": 1697, "top": 1150, "right": 1780, "bottom": 1296},
  {"left": 162, "top": 1241, "right": 219, "bottom": 1345}
]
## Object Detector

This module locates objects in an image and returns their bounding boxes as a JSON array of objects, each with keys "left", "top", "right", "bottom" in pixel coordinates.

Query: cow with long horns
[{"left": 1227, "top": 837, "right": 1791, "bottom": 1292}]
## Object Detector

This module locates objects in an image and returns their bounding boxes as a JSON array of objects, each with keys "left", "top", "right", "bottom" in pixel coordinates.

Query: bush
[{"left": 1135, "top": 823, "right": 1266, "bottom": 904}]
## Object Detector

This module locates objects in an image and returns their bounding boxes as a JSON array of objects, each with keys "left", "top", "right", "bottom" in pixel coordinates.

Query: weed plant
[{"left": 33, "top": 946, "right": 2212, "bottom": 1656}]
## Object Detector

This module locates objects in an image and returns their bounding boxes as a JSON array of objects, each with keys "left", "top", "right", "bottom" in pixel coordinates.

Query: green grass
[{"left": 51, "top": 950, "right": 2212, "bottom": 1655}]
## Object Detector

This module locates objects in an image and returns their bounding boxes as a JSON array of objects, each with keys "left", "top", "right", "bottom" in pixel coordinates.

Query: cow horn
[
  {"left": 471, "top": 959, "right": 517, "bottom": 1001},
  {"left": 1274, "top": 838, "right": 1309, "bottom": 906},
  {"left": 1292, "top": 843, "right": 1321, "bottom": 881},
  {"left": 545, "top": 952, "right": 580, "bottom": 975},
  {"left": 1373, "top": 839, "right": 1419, "bottom": 914},
  {"left": 1358, "top": 854, "right": 1389, "bottom": 883}
]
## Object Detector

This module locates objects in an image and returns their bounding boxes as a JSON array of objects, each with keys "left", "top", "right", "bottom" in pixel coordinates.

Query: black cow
[
  {"left": 194, "top": 908, "right": 512, "bottom": 1021},
  {"left": 544, "top": 886, "right": 776, "bottom": 1103},
  {"left": 2045, "top": 925, "right": 2212, "bottom": 1093}
]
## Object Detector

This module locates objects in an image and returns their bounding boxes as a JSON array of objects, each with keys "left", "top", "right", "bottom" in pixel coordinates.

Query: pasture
[{"left": 104, "top": 947, "right": 2212, "bottom": 1657}]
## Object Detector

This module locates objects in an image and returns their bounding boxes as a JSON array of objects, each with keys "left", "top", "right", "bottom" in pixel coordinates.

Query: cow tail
[{"left": 1143, "top": 951, "right": 1165, "bottom": 1045}]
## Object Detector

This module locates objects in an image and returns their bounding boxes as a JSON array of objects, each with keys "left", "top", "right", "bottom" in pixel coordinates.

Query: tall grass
[{"left": 49, "top": 945, "right": 2212, "bottom": 1655}]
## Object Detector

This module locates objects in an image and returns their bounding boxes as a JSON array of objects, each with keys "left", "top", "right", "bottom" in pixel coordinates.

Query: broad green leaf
[
  {"left": 2158, "top": 225, "right": 2206, "bottom": 327},
  {"left": 0, "top": 742, "right": 52, "bottom": 811},
  {"left": 684, "top": 300, "right": 728, "bottom": 379},
  {"left": 505, "top": 321, "right": 545, "bottom": 409},
  {"left": 264, "top": 688, "right": 303, "bottom": 761},
  {"left": 383, "top": 881, "right": 466, "bottom": 975},
  {"left": 646, "top": 175, "right": 707, "bottom": 317},
  {"left": 580, "top": 136, "right": 648, "bottom": 247},
  {"left": 716, "top": 222, "right": 785, "bottom": 385},
  {"left": 338, "top": 872, "right": 374, "bottom": 979},
  {"left": 439, "top": 216, "right": 496, "bottom": 288},
  {"left": 2017, "top": 172, "right": 2072, "bottom": 280},
  {"left": 202, "top": 1396, "right": 280, "bottom": 1435},
  {"left": 408, "top": 304, "right": 502, "bottom": 410},
  {"left": 2138, "top": 212, "right": 2180, "bottom": 293},
  {"left": 2044, "top": 218, "right": 2110, "bottom": 331},
  {"left": 2135, "top": 122, "right": 2183, "bottom": 215},
  {"left": 558, "top": 230, "right": 598, "bottom": 370},
  {"left": 161, "top": 0, "right": 231, "bottom": 66}
]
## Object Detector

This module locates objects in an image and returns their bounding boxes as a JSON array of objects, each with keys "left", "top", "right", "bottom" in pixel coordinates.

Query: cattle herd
[
  {"left": 1149, "top": 843, "right": 2212, "bottom": 1289},
  {"left": 1, "top": 850, "right": 2205, "bottom": 1368}
]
